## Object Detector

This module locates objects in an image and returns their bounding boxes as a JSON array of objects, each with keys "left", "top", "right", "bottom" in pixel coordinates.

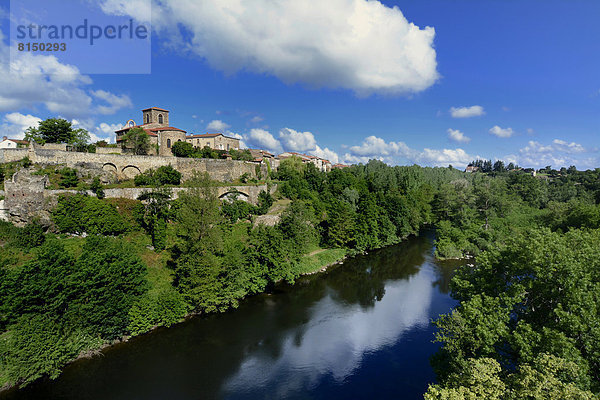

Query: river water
[{"left": 3, "top": 232, "right": 460, "bottom": 400}]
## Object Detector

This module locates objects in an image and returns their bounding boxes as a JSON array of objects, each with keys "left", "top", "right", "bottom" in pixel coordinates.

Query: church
[{"left": 115, "top": 107, "right": 187, "bottom": 156}]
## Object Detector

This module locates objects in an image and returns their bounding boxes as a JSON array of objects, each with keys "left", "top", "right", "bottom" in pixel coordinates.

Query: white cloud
[
  {"left": 512, "top": 139, "right": 595, "bottom": 169},
  {"left": 279, "top": 128, "right": 317, "bottom": 152},
  {"left": 0, "top": 112, "right": 42, "bottom": 139},
  {"left": 449, "top": 105, "right": 485, "bottom": 118},
  {"left": 99, "top": 0, "right": 152, "bottom": 23},
  {"left": 91, "top": 90, "right": 133, "bottom": 115},
  {"left": 0, "top": 30, "right": 132, "bottom": 119},
  {"left": 101, "top": 0, "right": 439, "bottom": 96},
  {"left": 206, "top": 119, "right": 231, "bottom": 131},
  {"left": 489, "top": 125, "right": 514, "bottom": 138},
  {"left": 343, "top": 135, "right": 474, "bottom": 168},
  {"left": 417, "top": 148, "right": 472, "bottom": 167},
  {"left": 246, "top": 128, "right": 283, "bottom": 154},
  {"left": 72, "top": 119, "right": 122, "bottom": 143},
  {"left": 310, "top": 145, "right": 340, "bottom": 164},
  {"left": 250, "top": 116, "right": 264, "bottom": 124},
  {"left": 447, "top": 128, "right": 470, "bottom": 143},
  {"left": 347, "top": 135, "right": 413, "bottom": 158},
  {"left": 552, "top": 139, "right": 586, "bottom": 154}
]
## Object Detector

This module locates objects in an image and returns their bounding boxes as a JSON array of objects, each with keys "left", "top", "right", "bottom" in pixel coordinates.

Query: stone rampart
[{"left": 0, "top": 147, "right": 269, "bottom": 182}]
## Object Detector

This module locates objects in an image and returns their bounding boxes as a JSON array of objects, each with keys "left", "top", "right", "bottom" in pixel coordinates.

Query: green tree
[
  {"left": 136, "top": 188, "right": 172, "bottom": 250},
  {"left": 121, "top": 127, "right": 150, "bottom": 155},
  {"left": 24, "top": 118, "right": 89, "bottom": 146}
]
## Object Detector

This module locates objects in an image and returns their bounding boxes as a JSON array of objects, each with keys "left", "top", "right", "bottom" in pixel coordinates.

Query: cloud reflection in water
[{"left": 223, "top": 265, "right": 435, "bottom": 398}]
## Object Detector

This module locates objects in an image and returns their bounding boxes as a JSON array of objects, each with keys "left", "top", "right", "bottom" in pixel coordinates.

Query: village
[{"left": 0, "top": 106, "right": 349, "bottom": 173}]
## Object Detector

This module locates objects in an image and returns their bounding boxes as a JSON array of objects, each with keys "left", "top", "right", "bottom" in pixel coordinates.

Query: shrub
[
  {"left": 127, "top": 289, "right": 187, "bottom": 336},
  {"left": 58, "top": 167, "right": 79, "bottom": 188},
  {"left": 171, "top": 141, "right": 194, "bottom": 158},
  {"left": 134, "top": 165, "right": 181, "bottom": 187},
  {"left": 89, "top": 177, "right": 104, "bottom": 199},
  {"left": 14, "top": 221, "right": 46, "bottom": 249},
  {"left": 52, "top": 194, "right": 129, "bottom": 235}
]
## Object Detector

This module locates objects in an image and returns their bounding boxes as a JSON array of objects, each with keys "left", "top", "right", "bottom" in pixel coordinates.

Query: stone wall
[
  {"left": 0, "top": 147, "right": 270, "bottom": 182},
  {"left": 95, "top": 147, "right": 123, "bottom": 154},
  {"left": 2, "top": 166, "right": 277, "bottom": 224}
]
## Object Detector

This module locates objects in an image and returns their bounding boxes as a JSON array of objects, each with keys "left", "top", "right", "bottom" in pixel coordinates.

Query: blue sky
[{"left": 1, "top": 0, "right": 599, "bottom": 168}]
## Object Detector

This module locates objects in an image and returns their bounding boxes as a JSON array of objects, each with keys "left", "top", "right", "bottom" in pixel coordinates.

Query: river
[{"left": 2, "top": 231, "right": 460, "bottom": 400}]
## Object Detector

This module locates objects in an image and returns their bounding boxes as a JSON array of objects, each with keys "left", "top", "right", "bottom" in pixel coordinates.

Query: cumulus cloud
[
  {"left": 347, "top": 135, "right": 414, "bottom": 158},
  {"left": 278, "top": 128, "right": 317, "bottom": 152},
  {"left": 206, "top": 119, "right": 231, "bottom": 131},
  {"left": 511, "top": 139, "right": 595, "bottom": 169},
  {"left": 0, "top": 30, "right": 131, "bottom": 119},
  {"left": 343, "top": 135, "right": 475, "bottom": 168},
  {"left": 489, "top": 125, "right": 514, "bottom": 138},
  {"left": 310, "top": 145, "right": 340, "bottom": 164},
  {"left": 0, "top": 113, "right": 42, "bottom": 139},
  {"left": 91, "top": 90, "right": 133, "bottom": 115},
  {"left": 447, "top": 128, "right": 470, "bottom": 143},
  {"left": 450, "top": 105, "right": 485, "bottom": 118},
  {"left": 552, "top": 139, "right": 586, "bottom": 154},
  {"left": 246, "top": 128, "right": 283, "bottom": 154},
  {"left": 417, "top": 148, "right": 472, "bottom": 167},
  {"left": 100, "top": 0, "right": 439, "bottom": 96},
  {"left": 72, "top": 119, "right": 122, "bottom": 143}
]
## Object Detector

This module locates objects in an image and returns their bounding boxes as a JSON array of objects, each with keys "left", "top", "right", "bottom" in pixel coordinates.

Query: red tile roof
[
  {"left": 146, "top": 126, "right": 186, "bottom": 133},
  {"left": 4, "top": 138, "right": 30, "bottom": 144},
  {"left": 115, "top": 125, "right": 158, "bottom": 138}
]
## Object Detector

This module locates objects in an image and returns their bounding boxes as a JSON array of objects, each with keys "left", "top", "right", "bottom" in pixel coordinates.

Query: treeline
[{"left": 433, "top": 167, "right": 600, "bottom": 259}]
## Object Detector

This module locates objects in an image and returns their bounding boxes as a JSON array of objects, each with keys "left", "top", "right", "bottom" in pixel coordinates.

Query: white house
[{"left": 0, "top": 136, "right": 28, "bottom": 149}]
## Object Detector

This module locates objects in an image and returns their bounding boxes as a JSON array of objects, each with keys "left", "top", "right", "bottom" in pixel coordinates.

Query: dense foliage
[
  {"left": 426, "top": 166, "right": 600, "bottom": 398},
  {"left": 0, "top": 237, "right": 147, "bottom": 386},
  {"left": 171, "top": 142, "right": 254, "bottom": 161},
  {"left": 134, "top": 165, "right": 182, "bottom": 186},
  {"left": 52, "top": 194, "right": 130, "bottom": 235}
]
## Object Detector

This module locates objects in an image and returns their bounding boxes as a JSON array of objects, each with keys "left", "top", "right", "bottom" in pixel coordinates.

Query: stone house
[
  {"left": 115, "top": 107, "right": 187, "bottom": 156},
  {"left": 185, "top": 133, "right": 240, "bottom": 151}
]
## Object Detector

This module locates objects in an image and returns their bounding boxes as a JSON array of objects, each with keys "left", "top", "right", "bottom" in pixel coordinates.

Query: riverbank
[{"left": 0, "top": 242, "right": 350, "bottom": 395}]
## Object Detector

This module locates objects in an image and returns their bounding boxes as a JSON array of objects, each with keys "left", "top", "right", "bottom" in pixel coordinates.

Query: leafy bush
[
  {"left": 171, "top": 141, "right": 194, "bottom": 158},
  {"left": 134, "top": 165, "right": 181, "bottom": 187},
  {"left": 89, "top": 177, "right": 105, "bottom": 199},
  {"left": 58, "top": 167, "right": 79, "bottom": 188},
  {"left": 0, "top": 315, "right": 103, "bottom": 387},
  {"left": 127, "top": 289, "right": 187, "bottom": 335},
  {"left": 14, "top": 221, "right": 46, "bottom": 249},
  {"left": 52, "top": 194, "right": 129, "bottom": 235}
]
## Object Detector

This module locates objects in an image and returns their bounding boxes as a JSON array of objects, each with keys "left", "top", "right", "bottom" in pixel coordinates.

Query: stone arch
[
  {"left": 219, "top": 190, "right": 250, "bottom": 202},
  {"left": 122, "top": 165, "right": 141, "bottom": 179},
  {"left": 102, "top": 162, "right": 118, "bottom": 175}
]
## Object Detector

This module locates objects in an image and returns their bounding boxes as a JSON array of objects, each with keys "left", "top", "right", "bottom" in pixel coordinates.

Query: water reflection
[
  {"left": 2, "top": 232, "right": 459, "bottom": 400},
  {"left": 222, "top": 267, "right": 434, "bottom": 398}
]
